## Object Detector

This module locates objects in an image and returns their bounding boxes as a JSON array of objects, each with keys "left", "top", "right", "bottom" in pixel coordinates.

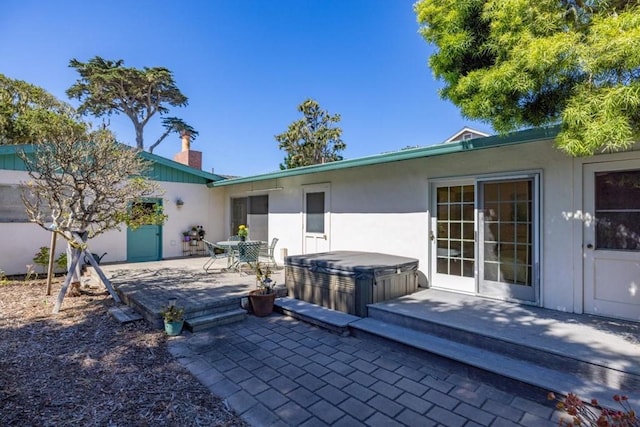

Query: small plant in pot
[
  {"left": 160, "top": 299, "right": 185, "bottom": 336},
  {"left": 237, "top": 224, "right": 249, "bottom": 241},
  {"left": 249, "top": 263, "right": 276, "bottom": 317}
]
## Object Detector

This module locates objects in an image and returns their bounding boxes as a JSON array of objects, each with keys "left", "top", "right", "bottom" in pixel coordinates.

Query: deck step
[
  {"left": 185, "top": 308, "right": 247, "bottom": 332},
  {"left": 274, "top": 297, "right": 360, "bottom": 336},
  {"left": 350, "top": 317, "right": 639, "bottom": 409},
  {"left": 108, "top": 304, "right": 144, "bottom": 324},
  {"left": 366, "top": 303, "right": 640, "bottom": 393}
]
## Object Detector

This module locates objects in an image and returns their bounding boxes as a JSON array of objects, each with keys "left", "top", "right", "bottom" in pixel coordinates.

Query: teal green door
[{"left": 126, "top": 201, "right": 162, "bottom": 262}]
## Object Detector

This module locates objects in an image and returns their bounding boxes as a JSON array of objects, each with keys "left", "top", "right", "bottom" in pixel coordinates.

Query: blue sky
[{"left": 0, "top": 0, "right": 492, "bottom": 177}]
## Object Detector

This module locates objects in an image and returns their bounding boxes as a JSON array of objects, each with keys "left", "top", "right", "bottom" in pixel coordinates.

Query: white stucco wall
[
  {"left": 0, "top": 168, "right": 223, "bottom": 275},
  {"left": 218, "top": 138, "right": 632, "bottom": 315}
]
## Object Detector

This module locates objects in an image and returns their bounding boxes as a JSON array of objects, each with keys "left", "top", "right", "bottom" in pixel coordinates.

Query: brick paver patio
[{"left": 168, "top": 313, "right": 561, "bottom": 427}]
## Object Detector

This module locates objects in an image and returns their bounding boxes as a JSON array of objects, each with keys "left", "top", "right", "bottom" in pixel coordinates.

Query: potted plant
[
  {"left": 182, "top": 231, "right": 190, "bottom": 242},
  {"left": 160, "top": 300, "right": 185, "bottom": 336},
  {"left": 238, "top": 224, "right": 249, "bottom": 241},
  {"left": 248, "top": 263, "right": 276, "bottom": 317},
  {"left": 189, "top": 226, "right": 199, "bottom": 246}
]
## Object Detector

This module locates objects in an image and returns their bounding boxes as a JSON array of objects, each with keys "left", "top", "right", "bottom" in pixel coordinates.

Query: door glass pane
[
  {"left": 482, "top": 180, "right": 532, "bottom": 286},
  {"left": 436, "top": 184, "right": 475, "bottom": 278},
  {"left": 306, "top": 192, "right": 325, "bottom": 233},
  {"left": 595, "top": 171, "right": 640, "bottom": 250},
  {"left": 231, "top": 198, "right": 247, "bottom": 236}
]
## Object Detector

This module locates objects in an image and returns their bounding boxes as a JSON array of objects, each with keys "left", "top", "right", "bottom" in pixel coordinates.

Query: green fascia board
[
  {"left": 0, "top": 144, "right": 36, "bottom": 156},
  {"left": 0, "top": 144, "right": 227, "bottom": 183},
  {"left": 211, "top": 126, "right": 560, "bottom": 188},
  {"left": 138, "top": 151, "right": 226, "bottom": 183}
]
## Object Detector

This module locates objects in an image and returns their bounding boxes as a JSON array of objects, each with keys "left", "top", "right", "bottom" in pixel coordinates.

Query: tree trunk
[
  {"left": 135, "top": 124, "right": 144, "bottom": 150},
  {"left": 45, "top": 232, "right": 56, "bottom": 296}
]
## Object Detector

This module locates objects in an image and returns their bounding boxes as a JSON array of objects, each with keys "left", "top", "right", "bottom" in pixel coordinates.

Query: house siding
[
  {"left": 217, "top": 137, "right": 640, "bottom": 318},
  {"left": 0, "top": 146, "right": 225, "bottom": 276}
]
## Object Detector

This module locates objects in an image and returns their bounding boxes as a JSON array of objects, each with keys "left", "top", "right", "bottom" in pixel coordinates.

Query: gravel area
[{"left": 0, "top": 278, "right": 247, "bottom": 427}]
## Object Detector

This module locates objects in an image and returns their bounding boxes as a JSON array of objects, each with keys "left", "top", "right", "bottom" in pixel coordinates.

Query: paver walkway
[{"left": 168, "top": 313, "right": 561, "bottom": 427}]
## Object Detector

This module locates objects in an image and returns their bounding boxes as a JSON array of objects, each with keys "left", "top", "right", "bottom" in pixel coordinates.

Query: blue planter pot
[{"left": 164, "top": 320, "right": 184, "bottom": 336}]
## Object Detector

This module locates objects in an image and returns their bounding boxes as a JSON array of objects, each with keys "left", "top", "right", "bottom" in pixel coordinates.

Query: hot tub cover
[{"left": 285, "top": 251, "right": 418, "bottom": 280}]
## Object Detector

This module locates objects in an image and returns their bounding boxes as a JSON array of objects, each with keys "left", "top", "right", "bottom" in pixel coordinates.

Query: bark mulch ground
[{"left": 0, "top": 277, "right": 247, "bottom": 426}]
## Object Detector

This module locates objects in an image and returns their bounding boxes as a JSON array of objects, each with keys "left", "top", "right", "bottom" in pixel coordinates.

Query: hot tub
[{"left": 284, "top": 251, "right": 419, "bottom": 317}]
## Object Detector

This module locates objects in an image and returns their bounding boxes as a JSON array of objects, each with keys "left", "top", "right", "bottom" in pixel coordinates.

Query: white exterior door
[
  {"left": 430, "top": 181, "right": 476, "bottom": 293},
  {"left": 303, "top": 184, "right": 330, "bottom": 254},
  {"left": 583, "top": 161, "right": 640, "bottom": 322}
]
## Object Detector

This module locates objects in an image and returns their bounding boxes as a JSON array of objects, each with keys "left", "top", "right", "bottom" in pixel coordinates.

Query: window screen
[
  {"left": 0, "top": 185, "right": 29, "bottom": 222},
  {"left": 306, "top": 192, "right": 325, "bottom": 233},
  {"left": 595, "top": 170, "right": 640, "bottom": 250},
  {"left": 249, "top": 195, "right": 268, "bottom": 214}
]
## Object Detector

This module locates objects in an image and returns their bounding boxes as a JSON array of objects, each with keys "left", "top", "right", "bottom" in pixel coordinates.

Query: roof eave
[{"left": 212, "top": 126, "right": 560, "bottom": 188}]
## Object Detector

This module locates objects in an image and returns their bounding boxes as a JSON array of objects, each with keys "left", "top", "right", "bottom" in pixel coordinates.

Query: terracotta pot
[{"left": 249, "top": 290, "right": 275, "bottom": 317}]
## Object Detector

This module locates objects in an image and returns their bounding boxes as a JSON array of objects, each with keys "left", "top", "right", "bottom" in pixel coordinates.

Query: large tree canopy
[
  {"left": 275, "top": 99, "right": 346, "bottom": 169},
  {"left": 66, "top": 56, "right": 193, "bottom": 151},
  {"left": 0, "top": 73, "right": 85, "bottom": 145},
  {"left": 415, "top": 0, "right": 640, "bottom": 156}
]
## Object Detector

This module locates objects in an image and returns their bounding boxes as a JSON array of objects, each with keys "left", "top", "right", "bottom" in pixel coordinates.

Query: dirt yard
[{"left": 0, "top": 277, "right": 247, "bottom": 426}]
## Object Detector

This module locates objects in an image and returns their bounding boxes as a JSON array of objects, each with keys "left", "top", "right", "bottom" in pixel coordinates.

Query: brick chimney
[{"left": 173, "top": 131, "right": 202, "bottom": 169}]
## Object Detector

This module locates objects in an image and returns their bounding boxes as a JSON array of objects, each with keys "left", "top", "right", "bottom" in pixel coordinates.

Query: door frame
[
  {"left": 429, "top": 171, "right": 541, "bottom": 304},
  {"left": 126, "top": 198, "right": 163, "bottom": 262},
  {"left": 302, "top": 183, "right": 331, "bottom": 254}
]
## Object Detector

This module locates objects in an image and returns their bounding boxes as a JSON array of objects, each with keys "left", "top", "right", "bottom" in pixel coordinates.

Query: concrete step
[
  {"left": 108, "top": 304, "right": 144, "bottom": 324},
  {"left": 366, "top": 303, "right": 640, "bottom": 394},
  {"left": 350, "top": 317, "right": 639, "bottom": 410},
  {"left": 185, "top": 308, "right": 247, "bottom": 332},
  {"left": 274, "top": 297, "right": 360, "bottom": 336},
  {"left": 183, "top": 297, "right": 244, "bottom": 319}
]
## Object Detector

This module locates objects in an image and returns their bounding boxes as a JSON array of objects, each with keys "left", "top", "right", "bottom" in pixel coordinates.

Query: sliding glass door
[
  {"left": 431, "top": 174, "right": 539, "bottom": 303},
  {"left": 478, "top": 177, "right": 538, "bottom": 302}
]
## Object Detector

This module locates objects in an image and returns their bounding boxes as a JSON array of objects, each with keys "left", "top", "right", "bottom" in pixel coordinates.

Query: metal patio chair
[
  {"left": 202, "top": 240, "right": 231, "bottom": 272},
  {"left": 259, "top": 237, "right": 279, "bottom": 269},
  {"left": 234, "top": 241, "right": 262, "bottom": 274}
]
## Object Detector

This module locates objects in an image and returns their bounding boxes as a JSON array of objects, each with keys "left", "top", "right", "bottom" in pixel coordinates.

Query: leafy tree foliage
[
  {"left": 275, "top": 99, "right": 346, "bottom": 169},
  {"left": 415, "top": 0, "right": 640, "bottom": 156},
  {"left": 0, "top": 73, "right": 85, "bottom": 145},
  {"left": 67, "top": 56, "right": 193, "bottom": 151},
  {"left": 20, "top": 130, "right": 165, "bottom": 242},
  {"left": 148, "top": 117, "right": 199, "bottom": 154}
]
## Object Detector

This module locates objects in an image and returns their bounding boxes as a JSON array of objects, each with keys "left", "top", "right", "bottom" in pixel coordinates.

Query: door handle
[
  {"left": 586, "top": 243, "right": 593, "bottom": 249},
  {"left": 429, "top": 231, "right": 435, "bottom": 242}
]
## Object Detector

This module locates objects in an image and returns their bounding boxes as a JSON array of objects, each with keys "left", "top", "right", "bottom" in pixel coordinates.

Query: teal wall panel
[{"left": 0, "top": 154, "right": 27, "bottom": 171}]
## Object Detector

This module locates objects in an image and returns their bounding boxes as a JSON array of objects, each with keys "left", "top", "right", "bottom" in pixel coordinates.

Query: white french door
[
  {"left": 583, "top": 161, "right": 640, "bottom": 321},
  {"left": 477, "top": 176, "right": 538, "bottom": 303},
  {"left": 430, "top": 181, "right": 476, "bottom": 294},
  {"left": 430, "top": 174, "right": 539, "bottom": 303}
]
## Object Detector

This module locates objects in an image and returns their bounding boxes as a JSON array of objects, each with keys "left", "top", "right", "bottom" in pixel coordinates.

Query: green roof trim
[
  {"left": 138, "top": 151, "right": 226, "bottom": 183},
  {"left": 0, "top": 144, "right": 227, "bottom": 184},
  {"left": 212, "top": 126, "right": 560, "bottom": 187}
]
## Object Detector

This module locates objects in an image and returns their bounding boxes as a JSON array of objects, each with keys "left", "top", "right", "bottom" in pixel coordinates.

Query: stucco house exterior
[
  {"left": 0, "top": 143, "right": 226, "bottom": 276},
  {"left": 1, "top": 126, "right": 639, "bottom": 324},
  {"left": 212, "top": 126, "right": 640, "bottom": 323}
]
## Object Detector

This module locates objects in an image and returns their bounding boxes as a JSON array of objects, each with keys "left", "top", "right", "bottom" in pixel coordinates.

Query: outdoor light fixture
[{"left": 175, "top": 198, "right": 184, "bottom": 208}]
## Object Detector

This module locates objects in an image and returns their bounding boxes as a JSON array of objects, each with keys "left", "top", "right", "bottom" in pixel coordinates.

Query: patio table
[{"left": 216, "top": 240, "right": 263, "bottom": 271}]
